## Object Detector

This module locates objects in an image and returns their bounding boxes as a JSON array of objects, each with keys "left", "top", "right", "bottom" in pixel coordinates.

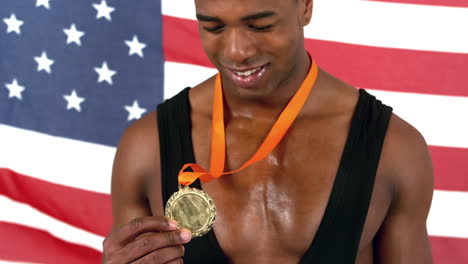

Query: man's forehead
[{"left": 194, "top": 0, "right": 292, "bottom": 16}]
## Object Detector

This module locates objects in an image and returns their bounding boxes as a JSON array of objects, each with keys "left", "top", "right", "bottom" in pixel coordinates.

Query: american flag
[{"left": 0, "top": 0, "right": 467, "bottom": 263}]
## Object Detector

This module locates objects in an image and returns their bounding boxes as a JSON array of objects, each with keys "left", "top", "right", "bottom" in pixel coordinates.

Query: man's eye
[
  {"left": 249, "top": 25, "right": 273, "bottom": 31},
  {"left": 203, "top": 25, "right": 224, "bottom": 33}
]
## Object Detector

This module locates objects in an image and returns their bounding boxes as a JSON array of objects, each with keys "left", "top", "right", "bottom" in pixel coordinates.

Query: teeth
[{"left": 235, "top": 67, "right": 261, "bottom": 77}]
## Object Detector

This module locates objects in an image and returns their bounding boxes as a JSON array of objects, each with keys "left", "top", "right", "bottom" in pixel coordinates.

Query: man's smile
[{"left": 225, "top": 63, "right": 269, "bottom": 88}]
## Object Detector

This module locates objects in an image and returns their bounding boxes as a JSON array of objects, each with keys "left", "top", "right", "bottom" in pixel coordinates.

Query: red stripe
[
  {"left": 369, "top": 0, "right": 468, "bottom": 8},
  {"left": 0, "top": 168, "right": 112, "bottom": 237},
  {"left": 0, "top": 222, "right": 101, "bottom": 264},
  {"left": 430, "top": 146, "right": 468, "bottom": 192},
  {"left": 430, "top": 236, "right": 468, "bottom": 263},
  {"left": 163, "top": 15, "right": 468, "bottom": 97}
]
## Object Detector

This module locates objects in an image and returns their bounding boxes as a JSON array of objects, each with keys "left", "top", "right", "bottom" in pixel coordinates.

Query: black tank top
[{"left": 157, "top": 88, "right": 392, "bottom": 263}]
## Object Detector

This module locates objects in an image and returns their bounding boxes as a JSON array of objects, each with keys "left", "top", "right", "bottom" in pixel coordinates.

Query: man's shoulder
[
  {"left": 121, "top": 110, "right": 158, "bottom": 145},
  {"left": 379, "top": 112, "right": 433, "bottom": 199},
  {"left": 115, "top": 110, "right": 160, "bottom": 177},
  {"left": 384, "top": 113, "right": 430, "bottom": 168}
]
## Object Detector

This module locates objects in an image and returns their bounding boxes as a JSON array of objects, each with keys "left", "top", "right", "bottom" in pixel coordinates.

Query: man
[{"left": 102, "top": 0, "right": 434, "bottom": 263}]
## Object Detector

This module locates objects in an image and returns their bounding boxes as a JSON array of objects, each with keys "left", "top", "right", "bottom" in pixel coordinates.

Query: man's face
[{"left": 195, "top": 0, "right": 312, "bottom": 97}]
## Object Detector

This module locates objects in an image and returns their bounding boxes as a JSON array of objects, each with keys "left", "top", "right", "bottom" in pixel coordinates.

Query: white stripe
[
  {"left": 428, "top": 190, "right": 468, "bottom": 239},
  {"left": 162, "top": 0, "right": 468, "bottom": 54},
  {"left": 0, "top": 195, "right": 103, "bottom": 252},
  {"left": 367, "top": 89, "right": 468, "bottom": 149},
  {"left": 161, "top": 0, "right": 196, "bottom": 20},
  {"left": 0, "top": 124, "right": 115, "bottom": 194},
  {"left": 164, "top": 61, "right": 468, "bottom": 149},
  {"left": 164, "top": 62, "right": 216, "bottom": 99}
]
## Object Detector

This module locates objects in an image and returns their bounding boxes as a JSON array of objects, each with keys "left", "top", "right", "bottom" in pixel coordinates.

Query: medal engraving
[{"left": 165, "top": 187, "right": 216, "bottom": 238}]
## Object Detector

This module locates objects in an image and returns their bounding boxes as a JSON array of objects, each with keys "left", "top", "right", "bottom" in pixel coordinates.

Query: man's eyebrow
[
  {"left": 196, "top": 11, "right": 277, "bottom": 23},
  {"left": 241, "top": 11, "right": 276, "bottom": 21},
  {"left": 196, "top": 13, "right": 222, "bottom": 22}
]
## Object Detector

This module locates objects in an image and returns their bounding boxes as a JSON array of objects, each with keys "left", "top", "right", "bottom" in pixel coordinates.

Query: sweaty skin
[{"left": 107, "top": 0, "right": 434, "bottom": 263}]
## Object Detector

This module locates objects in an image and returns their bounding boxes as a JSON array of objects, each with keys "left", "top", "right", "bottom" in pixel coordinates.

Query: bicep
[
  {"left": 110, "top": 111, "right": 162, "bottom": 232},
  {"left": 374, "top": 115, "right": 434, "bottom": 263}
]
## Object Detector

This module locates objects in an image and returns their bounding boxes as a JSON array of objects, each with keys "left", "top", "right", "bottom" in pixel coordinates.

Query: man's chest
[{"left": 160, "top": 115, "right": 393, "bottom": 263}]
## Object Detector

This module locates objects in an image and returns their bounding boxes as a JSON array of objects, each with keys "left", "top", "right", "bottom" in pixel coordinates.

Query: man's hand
[{"left": 102, "top": 216, "right": 192, "bottom": 264}]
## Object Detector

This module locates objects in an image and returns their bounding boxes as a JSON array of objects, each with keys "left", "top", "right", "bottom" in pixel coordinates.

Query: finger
[
  {"left": 134, "top": 231, "right": 159, "bottom": 241},
  {"left": 121, "top": 230, "right": 191, "bottom": 262},
  {"left": 130, "top": 245, "right": 185, "bottom": 264},
  {"left": 104, "top": 216, "right": 178, "bottom": 249},
  {"left": 165, "top": 258, "right": 183, "bottom": 264}
]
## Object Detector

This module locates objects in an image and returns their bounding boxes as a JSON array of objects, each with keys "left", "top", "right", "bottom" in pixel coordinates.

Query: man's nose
[{"left": 223, "top": 28, "right": 257, "bottom": 65}]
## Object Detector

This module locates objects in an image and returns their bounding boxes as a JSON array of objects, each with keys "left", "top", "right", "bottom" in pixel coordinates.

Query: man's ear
[{"left": 300, "top": 0, "right": 313, "bottom": 26}]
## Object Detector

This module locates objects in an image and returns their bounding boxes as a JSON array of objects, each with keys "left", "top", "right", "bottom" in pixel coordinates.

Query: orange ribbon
[{"left": 178, "top": 58, "right": 319, "bottom": 186}]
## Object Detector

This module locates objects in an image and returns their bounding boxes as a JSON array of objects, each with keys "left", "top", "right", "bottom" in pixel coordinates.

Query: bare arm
[
  {"left": 102, "top": 111, "right": 191, "bottom": 264},
  {"left": 110, "top": 111, "right": 161, "bottom": 230},
  {"left": 374, "top": 115, "right": 434, "bottom": 263}
]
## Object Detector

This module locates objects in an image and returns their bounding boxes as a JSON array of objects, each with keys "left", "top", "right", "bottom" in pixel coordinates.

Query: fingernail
[
  {"left": 168, "top": 220, "right": 178, "bottom": 228},
  {"left": 180, "top": 230, "right": 192, "bottom": 241}
]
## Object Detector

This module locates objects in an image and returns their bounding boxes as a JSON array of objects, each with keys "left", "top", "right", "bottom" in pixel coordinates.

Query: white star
[
  {"left": 92, "top": 0, "right": 115, "bottom": 21},
  {"left": 63, "top": 24, "right": 85, "bottom": 46},
  {"left": 125, "top": 35, "right": 147, "bottom": 58},
  {"left": 94, "top": 61, "right": 117, "bottom": 85},
  {"left": 64, "top": 90, "right": 85, "bottom": 112},
  {"left": 125, "top": 100, "right": 147, "bottom": 121},
  {"left": 3, "top": 14, "right": 24, "bottom": 35},
  {"left": 5, "top": 79, "right": 25, "bottom": 100},
  {"left": 34, "top": 51, "right": 54, "bottom": 74},
  {"left": 36, "top": 0, "right": 51, "bottom": 9}
]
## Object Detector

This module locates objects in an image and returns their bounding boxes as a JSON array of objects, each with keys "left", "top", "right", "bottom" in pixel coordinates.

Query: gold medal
[{"left": 165, "top": 186, "right": 216, "bottom": 238}]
